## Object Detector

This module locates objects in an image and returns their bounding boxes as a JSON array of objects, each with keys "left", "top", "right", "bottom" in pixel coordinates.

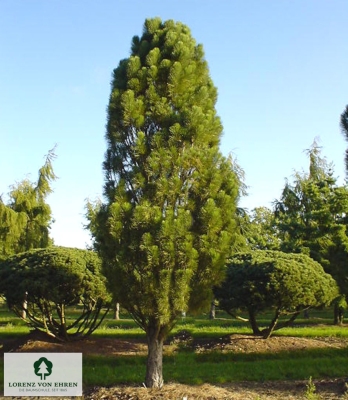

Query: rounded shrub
[{"left": 0, "top": 246, "right": 111, "bottom": 341}]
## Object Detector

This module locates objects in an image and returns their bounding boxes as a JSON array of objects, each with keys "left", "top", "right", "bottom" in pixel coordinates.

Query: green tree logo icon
[{"left": 33, "top": 357, "right": 53, "bottom": 380}]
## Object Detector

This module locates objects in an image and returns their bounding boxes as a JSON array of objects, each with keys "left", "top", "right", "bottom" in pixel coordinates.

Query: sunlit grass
[
  {"left": 81, "top": 346, "right": 348, "bottom": 386},
  {"left": 92, "top": 316, "right": 254, "bottom": 339},
  {"left": 88, "top": 308, "right": 348, "bottom": 340},
  {"left": 275, "top": 325, "right": 348, "bottom": 338},
  {"left": 0, "top": 323, "right": 29, "bottom": 334},
  {"left": 0, "top": 304, "right": 347, "bottom": 390},
  {"left": 0, "top": 305, "right": 346, "bottom": 341}
]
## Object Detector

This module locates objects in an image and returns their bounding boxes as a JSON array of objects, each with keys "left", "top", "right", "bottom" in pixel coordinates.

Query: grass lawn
[
  {"left": 82, "top": 347, "right": 348, "bottom": 387},
  {"left": 0, "top": 304, "right": 347, "bottom": 391}
]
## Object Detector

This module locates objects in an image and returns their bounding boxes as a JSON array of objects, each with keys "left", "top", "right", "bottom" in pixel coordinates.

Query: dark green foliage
[
  {"left": 274, "top": 142, "right": 348, "bottom": 322},
  {"left": 214, "top": 250, "right": 338, "bottom": 338},
  {"left": 0, "top": 246, "right": 111, "bottom": 341},
  {"left": 241, "top": 207, "right": 281, "bottom": 250},
  {"left": 89, "top": 17, "right": 241, "bottom": 327},
  {"left": 340, "top": 104, "right": 348, "bottom": 176},
  {"left": 88, "top": 18, "right": 241, "bottom": 387},
  {"left": 0, "top": 148, "right": 56, "bottom": 258}
]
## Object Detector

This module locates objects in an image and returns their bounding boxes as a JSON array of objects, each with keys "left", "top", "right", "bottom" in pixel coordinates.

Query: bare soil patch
[
  {"left": 4, "top": 330, "right": 348, "bottom": 356},
  {"left": 2, "top": 330, "right": 148, "bottom": 356},
  {"left": 190, "top": 332, "right": 348, "bottom": 354},
  {"left": 1, "top": 331, "right": 348, "bottom": 399},
  {"left": 86, "top": 379, "right": 348, "bottom": 400}
]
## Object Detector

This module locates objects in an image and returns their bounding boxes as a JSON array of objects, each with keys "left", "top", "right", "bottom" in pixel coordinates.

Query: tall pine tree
[{"left": 89, "top": 18, "right": 241, "bottom": 387}]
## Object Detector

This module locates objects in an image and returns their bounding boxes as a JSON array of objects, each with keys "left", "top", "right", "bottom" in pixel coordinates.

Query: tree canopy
[
  {"left": 88, "top": 17, "right": 241, "bottom": 388},
  {"left": 214, "top": 250, "right": 338, "bottom": 338},
  {"left": 0, "top": 148, "right": 56, "bottom": 258},
  {"left": 340, "top": 104, "right": 348, "bottom": 176},
  {"left": 0, "top": 246, "right": 110, "bottom": 341},
  {"left": 241, "top": 207, "right": 281, "bottom": 251},
  {"left": 274, "top": 142, "right": 348, "bottom": 323}
]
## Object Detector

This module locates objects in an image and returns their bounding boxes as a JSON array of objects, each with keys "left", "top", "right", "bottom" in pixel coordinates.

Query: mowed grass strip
[
  {"left": 0, "top": 344, "right": 347, "bottom": 391},
  {"left": 1, "top": 306, "right": 348, "bottom": 389},
  {"left": 82, "top": 347, "right": 348, "bottom": 386}
]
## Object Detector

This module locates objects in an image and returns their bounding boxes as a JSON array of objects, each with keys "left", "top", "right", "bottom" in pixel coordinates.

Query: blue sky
[{"left": 1, "top": 1, "right": 347, "bottom": 249}]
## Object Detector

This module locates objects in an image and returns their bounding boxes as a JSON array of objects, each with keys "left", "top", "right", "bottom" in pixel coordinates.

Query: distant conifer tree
[{"left": 0, "top": 148, "right": 56, "bottom": 257}]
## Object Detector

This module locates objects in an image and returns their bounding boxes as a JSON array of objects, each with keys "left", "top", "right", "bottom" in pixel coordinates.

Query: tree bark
[
  {"left": 145, "top": 327, "right": 164, "bottom": 388},
  {"left": 248, "top": 309, "right": 261, "bottom": 335},
  {"left": 21, "top": 291, "right": 28, "bottom": 319},
  {"left": 334, "top": 303, "right": 344, "bottom": 325},
  {"left": 273, "top": 311, "right": 300, "bottom": 331},
  {"left": 209, "top": 300, "right": 216, "bottom": 320},
  {"left": 262, "top": 309, "right": 280, "bottom": 339},
  {"left": 114, "top": 302, "right": 120, "bottom": 320}
]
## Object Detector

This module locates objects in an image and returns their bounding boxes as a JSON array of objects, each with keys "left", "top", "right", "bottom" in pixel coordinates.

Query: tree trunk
[
  {"left": 209, "top": 300, "right": 216, "bottom": 320},
  {"left": 57, "top": 304, "right": 68, "bottom": 341},
  {"left": 21, "top": 291, "right": 28, "bottom": 319},
  {"left": 114, "top": 302, "right": 120, "bottom": 320},
  {"left": 334, "top": 303, "right": 344, "bottom": 325},
  {"left": 145, "top": 328, "right": 164, "bottom": 388},
  {"left": 248, "top": 309, "right": 261, "bottom": 335},
  {"left": 273, "top": 311, "right": 300, "bottom": 331},
  {"left": 262, "top": 310, "right": 280, "bottom": 339}
]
